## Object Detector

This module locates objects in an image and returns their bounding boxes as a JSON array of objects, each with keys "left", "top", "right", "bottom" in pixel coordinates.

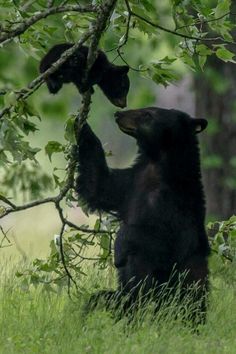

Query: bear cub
[
  {"left": 39, "top": 43, "right": 130, "bottom": 108},
  {"left": 76, "top": 107, "right": 210, "bottom": 323}
]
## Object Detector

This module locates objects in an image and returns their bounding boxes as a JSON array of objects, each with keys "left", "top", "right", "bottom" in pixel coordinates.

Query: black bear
[
  {"left": 39, "top": 43, "right": 130, "bottom": 108},
  {"left": 76, "top": 107, "right": 210, "bottom": 322}
]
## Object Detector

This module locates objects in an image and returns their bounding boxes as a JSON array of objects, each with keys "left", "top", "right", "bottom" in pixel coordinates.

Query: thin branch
[
  {"left": 211, "top": 248, "right": 233, "bottom": 262},
  {"left": 0, "top": 196, "right": 56, "bottom": 219},
  {"left": 58, "top": 223, "right": 78, "bottom": 295},
  {"left": 176, "top": 12, "right": 235, "bottom": 30},
  {"left": 0, "top": 193, "right": 112, "bottom": 233},
  {"left": 105, "top": 1, "right": 146, "bottom": 72},
  {"left": 115, "top": 0, "right": 142, "bottom": 72},
  {"left": 129, "top": 7, "right": 236, "bottom": 45},
  {"left": 64, "top": 219, "right": 112, "bottom": 235},
  {"left": 118, "top": 0, "right": 131, "bottom": 50},
  {"left": 0, "top": 4, "right": 97, "bottom": 44},
  {"left": 117, "top": 50, "right": 147, "bottom": 72},
  {"left": 0, "top": 225, "right": 11, "bottom": 248},
  {"left": 0, "top": 195, "right": 16, "bottom": 209},
  {"left": 0, "top": 192, "right": 112, "bottom": 235}
]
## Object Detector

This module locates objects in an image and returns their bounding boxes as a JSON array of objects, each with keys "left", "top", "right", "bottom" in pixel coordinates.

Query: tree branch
[
  {"left": 128, "top": 6, "right": 236, "bottom": 45},
  {"left": 58, "top": 223, "right": 78, "bottom": 295},
  {"left": 0, "top": 192, "right": 111, "bottom": 234},
  {"left": 75, "top": 0, "right": 117, "bottom": 134},
  {"left": 0, "top": 4, "right": 97, "bottom": 45},
  {"left": 175, "top": 12, "right": 234, "bottom": 30},
  {"left": 0, "top": 225, "right": 12, "bottom": 248}
]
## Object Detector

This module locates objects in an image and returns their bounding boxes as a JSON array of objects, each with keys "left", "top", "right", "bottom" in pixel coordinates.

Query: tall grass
[{"left": 1, "top": 262, "right": 236, "bottom": 354}]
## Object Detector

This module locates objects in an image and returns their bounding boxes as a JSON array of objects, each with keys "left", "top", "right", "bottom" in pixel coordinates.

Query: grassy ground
[{"left": 1, "top": 261, "right": 236, "bottom": 354}]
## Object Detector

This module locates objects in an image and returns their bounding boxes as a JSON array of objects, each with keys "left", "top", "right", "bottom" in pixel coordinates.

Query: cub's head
[
  {"left": 39, "top": 43, "right": 76, "bottom": 94},
  {"left": 99, "top": 65, "right": 130, "bottom": 108},
  {"left": 115, "top": 107, "right": 207, "bottom": 155}
]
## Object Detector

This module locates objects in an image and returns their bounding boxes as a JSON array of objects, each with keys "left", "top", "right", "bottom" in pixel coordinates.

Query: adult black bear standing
[{"left": 76, "top": 107, "right": 210, "bottom": 322}]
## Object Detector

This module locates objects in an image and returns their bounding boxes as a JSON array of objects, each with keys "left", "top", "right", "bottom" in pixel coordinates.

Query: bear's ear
[
  {"left": 119, "top": 65, "right": 129, "bottom": 74},
  {"left": 192, "top": 118, "right": 208, "bottom": 134}
]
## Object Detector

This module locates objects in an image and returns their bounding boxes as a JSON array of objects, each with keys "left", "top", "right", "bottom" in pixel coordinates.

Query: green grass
[{"left": 1, "top": 263, "right": 236, "bottom": 354}]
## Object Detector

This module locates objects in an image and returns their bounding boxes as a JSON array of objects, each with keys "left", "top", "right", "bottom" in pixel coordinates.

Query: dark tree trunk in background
[{"left": 195, "top": 59, "right": 236, "bottom": 220}]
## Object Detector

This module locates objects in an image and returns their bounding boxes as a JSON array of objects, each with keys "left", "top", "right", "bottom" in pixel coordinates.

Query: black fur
[
  {"left": 77, "top": 107, "right": 210, "bottom": 323},
  {"left": 39, "top": 43, "right": 130, "bottom": 108}
]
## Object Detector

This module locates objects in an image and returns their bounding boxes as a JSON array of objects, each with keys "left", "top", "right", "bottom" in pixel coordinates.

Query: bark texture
[{"left": 195, "top": 59, "right": 236, "bottom": 219}]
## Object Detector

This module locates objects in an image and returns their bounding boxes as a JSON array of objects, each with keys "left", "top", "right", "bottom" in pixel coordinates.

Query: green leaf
[
  {"left": 171, "top": 0, "right": 184, "bottom": 5},
  {"left": 4, "top": 92, "right": 17, "bottom": 106},
  {"left": 15, "top": 271, "right": 24, "bottom": 277},
  {"left": 141, "top": 0, "right": 156, "bottom": 12},
  {"left": 198, "top": 55, "right": 207, "bottom": 71},
  {"left": 45, "top": 141, "right": 64, "bottom": 162},
  {"left": 180, "top": 49, "right": 196, "bottom": 70},
  {"left": 100, "top": 233, "right": 110, "bottom": 259},
  {"left": 229, "top": 215, "right": 236, "bottom": 223},
  {"left": 64, "top": 116, "right": 76, "bottom": 144},
  {"left": 94, "top": 218, "right": 101, "bottom": 232},
  {"left": 194, "top": 45, "right": 212, "bottom": 70},
  {"left": 196, "top": 44, "right": 212, "bottom": 56},
  {"left": 141, "top": 57, "right": 179, "bottom": 87},
  {"left": 215, "top": 47, "right": 235, "bottom": 62},
  {"left": 214, "top": 0, "right": 230, "bottom": 18},
  {"left": 13, "top": 116, "right": 38, "bottom": 135},
  {"left": 53, "top": 173, "right": 63, "bottom": 188}
]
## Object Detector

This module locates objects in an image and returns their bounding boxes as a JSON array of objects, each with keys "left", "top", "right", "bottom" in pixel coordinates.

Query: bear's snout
[
  {"left": 115, "top": 111, "right": 137, "bottom": 137},
  {"left": 112, "top": 97, "right": 127, "bottom": 108}
]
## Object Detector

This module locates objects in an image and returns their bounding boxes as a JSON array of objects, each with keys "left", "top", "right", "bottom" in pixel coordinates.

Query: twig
[
  {"left": 58, "top": 223, "right": 78, "bottom": 296},
  {"left": 118, "top": 0, "right": 131, "bottom": 50},
  {"left": 0, "top": 225, "right": 11, "bottom": 247},
  {"left": 0, "top": 195, "right": 57, "bottom": 219},
  {"left": 128, "top": 6, "right": 236, "bottom": 45},
  {"left": 0, "top": 193, "right": 112, "bottom": 233},
  {"left": 0, "top": 195, "right": 16, "bottom": 209},
  {"left": 115, "top": 0, "right": 146, "bottom": 72},
  {"left": 117, "top": 50, "right": 147, "bottom": 72},
  {"left": 176, "top": 12, "right": 235, "bottom": 30},
  {"left": 0, "top": 4, "right": 97, "bottom": 44},
  {"left": 211, "top": 248, "right": 233, "bottom": 262}
]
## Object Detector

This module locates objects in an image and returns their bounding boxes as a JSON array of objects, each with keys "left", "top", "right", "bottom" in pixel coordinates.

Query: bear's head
[
  {"left": 99, "top": 65, "right": 130, "bottom": 108},
  {"left": 115, "top": 107, "right": 207, "bottom": 157}
]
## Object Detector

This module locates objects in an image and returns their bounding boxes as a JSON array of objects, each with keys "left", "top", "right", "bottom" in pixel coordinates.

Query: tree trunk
[{"left": 195, "top": 59, "right": 236, "bottom": 220}]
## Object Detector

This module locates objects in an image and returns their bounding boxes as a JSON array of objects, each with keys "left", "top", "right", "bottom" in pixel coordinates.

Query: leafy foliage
[
  {"left": 208, "top": 215, "right": 236, "bottom": 263},
  {"left": 15, "top": 215, "right": 118, "bottom": 290},
  {"left": 0, "top": 162, "right": 53, "bottom": 200}
]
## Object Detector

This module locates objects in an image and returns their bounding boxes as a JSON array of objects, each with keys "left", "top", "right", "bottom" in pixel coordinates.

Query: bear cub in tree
[
  {"left": 76, "top": 107, "right": 210, "bottom": 322},
  {"left": 39, "top": 43, "right": 130, "bottom": 108}
]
